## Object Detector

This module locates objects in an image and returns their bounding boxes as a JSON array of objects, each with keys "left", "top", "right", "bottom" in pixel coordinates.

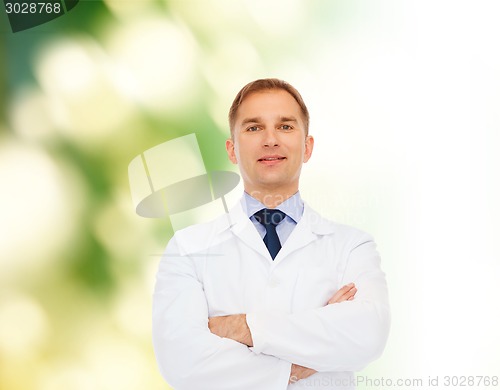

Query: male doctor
[{"left": 152, "top": 78, "right": 390, "bottom": 389}]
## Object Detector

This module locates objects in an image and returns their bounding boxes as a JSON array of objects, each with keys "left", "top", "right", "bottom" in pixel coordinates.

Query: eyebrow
[
  {"left": 240, "top": 117, "right": 262, "bottom": 126},
  {"left": 279, "top": 116, "right": 298, "bottom": 123},
  {"left": 240, "top": 116, "right": 299, "bottom": 126}
]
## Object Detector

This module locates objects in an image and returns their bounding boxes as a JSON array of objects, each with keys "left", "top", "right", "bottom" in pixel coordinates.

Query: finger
[
  {"left": 328, "top": 289, "right": 356, "bottom": 305},
  {"left": 328, "top": 283, "right": 354, "bottom": 302},
  {"left": 327, "top": 288, "right": 349, "bottom": 304},
  {"left": 344, "top": 287, "right": 357, "bottom": 300},
  {"left": 327, "top": 284, "right": 356, "bottom": 304}
]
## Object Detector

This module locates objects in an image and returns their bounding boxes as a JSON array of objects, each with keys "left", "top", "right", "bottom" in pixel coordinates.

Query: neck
[{"left": 245, "top": 187, "right": 298, "bottom": 208}]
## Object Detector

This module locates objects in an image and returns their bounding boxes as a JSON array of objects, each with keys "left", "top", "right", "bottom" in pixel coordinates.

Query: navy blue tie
[{"left": 254, "top": 208, "right": 286, "bottom": 260}]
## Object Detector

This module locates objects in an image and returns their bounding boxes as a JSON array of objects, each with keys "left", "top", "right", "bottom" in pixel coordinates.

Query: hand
[
  {"left": 208, "top": 314, "right": 253, "bottom": 347},
  {"left": 327, "top": 282, "right": 356, "bottom": 305},
  {"left": 289, "top": 363, "right": 317, "bottom": 384}
]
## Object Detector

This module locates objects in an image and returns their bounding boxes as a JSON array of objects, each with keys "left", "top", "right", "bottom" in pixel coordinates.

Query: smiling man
[{"left": 153, "top": 79, "right": 390, "bottom": 389}]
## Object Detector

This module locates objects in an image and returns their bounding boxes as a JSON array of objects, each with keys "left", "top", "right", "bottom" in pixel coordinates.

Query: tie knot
[{"left": 254, "top": 208, "right": 286, "bottom": 227}]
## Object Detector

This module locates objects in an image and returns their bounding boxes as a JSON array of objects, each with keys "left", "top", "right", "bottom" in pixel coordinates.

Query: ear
[
  {"left": 303, "top": 135, "right": 314, "bottom": 163},
  {"left": 226, "top": 138, "right": 238, "bottom": 164}
]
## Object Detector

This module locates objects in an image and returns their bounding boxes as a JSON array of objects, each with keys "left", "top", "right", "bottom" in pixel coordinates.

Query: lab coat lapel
[
  {"left": 274, "top": 204, "right": 334, "bottom": 263},
  {"left": 226, "top": 201, "right": 270, "bottom": 260}
]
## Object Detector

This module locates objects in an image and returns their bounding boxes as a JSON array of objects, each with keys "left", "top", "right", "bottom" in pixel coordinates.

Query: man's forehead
[
  {"left": 235, "top": 90, "right": 303, "bottom": 121},
  {"left": 239, "top": 89, "right": 297, "bottom": 105}
]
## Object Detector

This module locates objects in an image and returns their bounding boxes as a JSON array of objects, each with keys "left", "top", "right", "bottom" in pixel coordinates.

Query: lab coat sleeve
[
  {"left": 246, "top": 235, "right": 390, "bottom": 373},
  {"left": 152, "top": 235, "right": 292, "bottom": 390}
]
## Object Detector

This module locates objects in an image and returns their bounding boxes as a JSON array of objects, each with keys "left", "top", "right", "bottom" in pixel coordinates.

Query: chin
[{"left": 258, "top": 178, "right": 290, "bottom": 190}]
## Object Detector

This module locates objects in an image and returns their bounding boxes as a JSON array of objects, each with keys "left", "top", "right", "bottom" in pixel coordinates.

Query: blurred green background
[{"left": 1, "top": 1, "right": 500, "bottom": 389}]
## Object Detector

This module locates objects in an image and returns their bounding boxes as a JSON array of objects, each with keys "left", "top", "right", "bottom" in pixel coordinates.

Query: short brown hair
[{"left": 228, "top": 78, "right": 310, "bottom": 137}]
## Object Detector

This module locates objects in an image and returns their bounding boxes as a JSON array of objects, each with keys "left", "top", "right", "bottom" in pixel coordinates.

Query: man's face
[{"left": 226, "top": 89, "right": 314, "bottom": 197}]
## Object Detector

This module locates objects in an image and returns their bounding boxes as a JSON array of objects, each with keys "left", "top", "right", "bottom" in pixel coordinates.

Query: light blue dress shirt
[{"left": 242, "top": 191, "right": 304, "bottom": 246}]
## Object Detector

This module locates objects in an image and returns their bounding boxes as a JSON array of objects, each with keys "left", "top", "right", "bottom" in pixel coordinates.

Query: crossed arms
[{"left": 208, "top": 283, "right": 357, "bottom": 384}]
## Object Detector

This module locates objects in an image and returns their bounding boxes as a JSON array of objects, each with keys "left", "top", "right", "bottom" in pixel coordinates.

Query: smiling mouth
[{"left": 258, "top": 157, "right": 286, "bottom": 162}]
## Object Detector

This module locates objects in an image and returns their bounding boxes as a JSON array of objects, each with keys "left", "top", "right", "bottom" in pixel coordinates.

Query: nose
[{"left": 263, "top": 128, "right": 279, "bottom": 148}]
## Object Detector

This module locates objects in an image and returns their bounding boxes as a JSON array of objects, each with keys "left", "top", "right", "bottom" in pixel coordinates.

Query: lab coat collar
[
  {"left": 274, "top": 203, "right": 336, "bottom": 263},
  {"left": 214, "top": 200, "right": 336, "bottom": 263}
]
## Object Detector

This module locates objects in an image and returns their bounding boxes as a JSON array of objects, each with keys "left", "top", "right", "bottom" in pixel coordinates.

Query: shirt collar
[{"left": 242, "top": 191, "right": 304, "bottom": 224}]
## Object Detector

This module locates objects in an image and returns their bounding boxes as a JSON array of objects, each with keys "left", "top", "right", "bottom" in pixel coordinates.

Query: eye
[
  {"left": 247, "top": 125, "right": 260, "bottom": 132},
  {"left": 280, "top": 124, "right": 293, "bottom": 131}
]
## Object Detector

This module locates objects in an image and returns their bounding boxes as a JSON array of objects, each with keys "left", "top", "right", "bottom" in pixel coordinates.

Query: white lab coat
[{"left": 153, "top": 200, "right": 390, "bottom": 390}]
